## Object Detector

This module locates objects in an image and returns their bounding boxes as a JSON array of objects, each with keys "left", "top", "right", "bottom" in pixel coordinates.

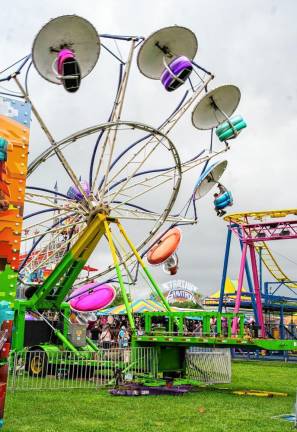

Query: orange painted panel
[{"left": 0, "top": 98, "right": 31, "bottom": 273}]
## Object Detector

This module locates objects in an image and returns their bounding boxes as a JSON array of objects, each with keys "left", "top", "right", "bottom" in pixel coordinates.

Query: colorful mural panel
[
  {"left": 0, "top": 97, "right": 31, "bottom": 427},
  {"left": 0, "top": 97, "right": 31, "bottom": 301}
]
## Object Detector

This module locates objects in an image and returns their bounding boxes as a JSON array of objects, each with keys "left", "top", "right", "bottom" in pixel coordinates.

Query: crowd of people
[
  {"left": 86, "top": 315, "right": 144, "bottom": 349},
  {"left": 187, "top": 316, "right": 259, "bottom": 338},
  {"left": 28, "top": 309, "right": 261, "bottom": 345},
  {"left": 82, "top": 314, "right": 261, "bottom": 346}
]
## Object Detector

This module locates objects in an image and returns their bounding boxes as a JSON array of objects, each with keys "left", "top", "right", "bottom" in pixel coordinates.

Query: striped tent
[
  {"left": 203, "top": 277, "right": 251, "bottom": 305},
  {"left": 98, "top": 298, "right": 166, "bottom": 315},
  {"left": 98, "top": 298, "right": 203, "bottom": 315},
  {"left": 284, "top": 314, "right": 297, "bottom": 325}
]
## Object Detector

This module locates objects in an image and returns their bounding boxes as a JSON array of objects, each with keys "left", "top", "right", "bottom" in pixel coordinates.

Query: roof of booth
[
  {"left": 98, "top": 298, "right": 203, "bottom": 315},
  {"left": 98, "top": 298, "right": 166, "bottom": 315},
  {"left": 203, "top": 277, "right": 250, "bottom": 305}
]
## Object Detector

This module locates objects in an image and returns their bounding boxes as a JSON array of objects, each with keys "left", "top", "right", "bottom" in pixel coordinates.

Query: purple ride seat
[
  {"left": 161, "top": 56, "right": 193, "bottom": 92},
  {"left": 67, "top": 180, "right": 90, "bottom": 201}
]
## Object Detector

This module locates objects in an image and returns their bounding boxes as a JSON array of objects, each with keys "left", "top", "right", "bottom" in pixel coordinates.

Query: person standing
[
  {"left": 193, "top": 321, "right": 202, "bottom": 337},
  {"left": 89, "top": 319, "right": 100, "bottom": 342},
  {"left": 118, "top": 326, "right": 129, "bottom": 348},
  {"left": 222, "top": 317, "right": 228, "bottom": 337},
  {"left": 100, "top": 324, "right": 112, "bottom": 349},
  {"left": 210, "top": 316, "right": 217, "bottom": 336}
]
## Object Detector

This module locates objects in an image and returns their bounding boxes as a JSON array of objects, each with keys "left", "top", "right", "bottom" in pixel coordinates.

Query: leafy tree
[
  {"left": 169, "top": 300, "right": 203, "bottom": 310},
  {"left": 109, "top": 286, "right": 132, "bottom": 307},
  {"left": 151, "top": 292, "right": 204, "bottom": 310}
]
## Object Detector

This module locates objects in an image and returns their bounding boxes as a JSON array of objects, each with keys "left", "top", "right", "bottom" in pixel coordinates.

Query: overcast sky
[{"left": 1, "top": 0, "right": 297, "bottom": 298}]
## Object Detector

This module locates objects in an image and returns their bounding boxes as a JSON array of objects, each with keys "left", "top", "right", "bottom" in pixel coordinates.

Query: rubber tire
[{"left": 27, "top": 350, "right": 48, "bottom": 378}]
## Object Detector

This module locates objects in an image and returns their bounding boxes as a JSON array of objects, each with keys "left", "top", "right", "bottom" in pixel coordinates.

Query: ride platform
[
  {"left": 134, "top": 333, "right": 297, "bottom": 351},
  {"left": 133, "top": 311, "right": 297, "bottom": 351}
]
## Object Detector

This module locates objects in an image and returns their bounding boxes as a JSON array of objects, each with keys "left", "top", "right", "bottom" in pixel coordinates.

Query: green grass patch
[{"left": 4, "top": 360, "right": 297, "bottom": 432}]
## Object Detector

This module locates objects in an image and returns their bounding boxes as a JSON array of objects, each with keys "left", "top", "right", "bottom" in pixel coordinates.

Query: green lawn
[{"left": 4, "top": 360, "right": 297, "bottom": 432}]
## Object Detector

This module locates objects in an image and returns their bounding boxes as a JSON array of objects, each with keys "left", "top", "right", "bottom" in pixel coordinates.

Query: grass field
[{"left": 4, "top": 360, "right": 297, "bottom": 432}]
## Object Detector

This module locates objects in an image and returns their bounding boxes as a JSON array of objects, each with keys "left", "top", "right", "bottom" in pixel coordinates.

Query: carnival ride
[
  {"left": 215, "top": 209, "right": 297, "bottom": 339},
  {"left": 9, "top": 16, "right": 246, "bottom": 353},
  {"left": 0, "top": 12, "right": 295, "bottom": 426}
]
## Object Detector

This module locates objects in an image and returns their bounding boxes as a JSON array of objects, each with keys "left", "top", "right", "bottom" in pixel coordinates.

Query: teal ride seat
[
  {"left": 216, "top": 115, "right": 243, "bottom": 134},
  {"left": 0, "top": 138, "right": 8, "bottom": 162},
  {"left": 214, "top": 191, "right": 233, "bottom": 210},
  {"left": 0, "top": 302, "right": 14, "bottom": 324},
  {"left": 216, "top": 115, "right": 247, "bottom": 142}
]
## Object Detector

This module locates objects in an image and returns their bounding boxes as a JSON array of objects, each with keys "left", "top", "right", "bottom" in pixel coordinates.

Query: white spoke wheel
[{"left": 21, "top": 121, "right": 183, "bottom": 285}]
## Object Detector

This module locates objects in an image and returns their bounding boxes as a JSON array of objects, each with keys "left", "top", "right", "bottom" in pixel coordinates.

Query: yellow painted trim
[
  {"left": 224, "top": 208, "right": 297, "bottom": 224},
  {"left": 103, "top": 220, "right": 120, "bottom": 267},
  {"left": 233, "top": 390, "right": 287, "bottom": 397},
  {"left": 71, "top": 214, "right": 107, "bottom": 259},
  {"left": 223, "top": 209, "right": 297, "bottom": 289},
  {"left": 255, "top": 242, "right": 297, "bottom": 289},
  {"left": 117, "top": 221, "right": 146, "bottom": 268}
]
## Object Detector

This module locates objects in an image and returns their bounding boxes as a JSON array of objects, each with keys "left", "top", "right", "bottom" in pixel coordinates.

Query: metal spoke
[
  {"left": 110, "top": 148, "right": 227, "bottom": 214},
  {"left": 22, "top": 209, "right": 74, "bottom": 232},
  {"left": 21, "top": 214, "right": 84, "bottom": 274},
  {"left": 98, "top": 41, "right": 136, "bottom": 199},
  {"left": 24, "top": 198, "right": 69, "bottom": 211},
  {"left": 13, "top": 75, "right": 92, "bottom": 206},
  {"left": 25, "top": 195, "right": 86, "bottom": 215},
  {"left": 110, "top": 175, "right": 180, "bottom": 213},
  {"left": 104, "top": 169, "right": 177, "bottom": 202},
  {"left": 22, "top": 219, "right": 86, "bottom": 242},
  {"left": 101, "top": 135, "right": 162, "bottom": 196},
  {"left": 92, "top": 40, "right": 136, "bottom": 193},
  {"left": 110, "top": 211, "right": 194, "bottom": 223},
  {"left": 25, "top": 229, "right": 83, "bottom": 274},
  {"left": 25, "top": 191, "right": 70, "bottom": 203},
  {"left": 105, "top": 135, "right": 166, "bottom": 204},
  {"left": 99, "top": 75, "right": 213, "bottom": 195}
]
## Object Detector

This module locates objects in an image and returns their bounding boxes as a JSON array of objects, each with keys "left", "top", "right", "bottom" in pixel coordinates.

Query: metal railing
[
  {"left": 8, "top": 346, "right": 231, "bottom": 391},
  {"left": 8, "top": 347, "right": 158, "bottom": 391},
  {"left": 186, "top": 348, "right": 231, "bottom": 384}
]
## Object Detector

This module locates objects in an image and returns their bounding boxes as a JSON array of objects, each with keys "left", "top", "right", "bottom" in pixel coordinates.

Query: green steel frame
[
  {"left": 13, "top": 213, "right": 107, "bottom": 353},
  {"left": 133, "top": 311, "right": 297, "bottom": 352},
  {"left": 12, "top": 211, "right": 297, "bottom": 362}
]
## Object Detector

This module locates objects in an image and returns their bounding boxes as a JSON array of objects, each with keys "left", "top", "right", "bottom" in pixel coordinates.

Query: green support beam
[
  {"left": 13, "top": 214, "right": 107, "bottom": 352},
  {"left": 134, "top": 334, "right": 297, "bottom": 352},
  {"left": 26, "top": 213, "right": 107, "bottom": 309}
]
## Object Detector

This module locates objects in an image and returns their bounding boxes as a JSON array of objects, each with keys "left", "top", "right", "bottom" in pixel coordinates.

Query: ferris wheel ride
[
  {"left": 1, "top": 14, "right": 292, "bottom": 429},
  {"left": 19, "top": 25, "right": 192, "bottom": 284},
  {"left": 0, "top": 15, "right": 247, "bottom": 315}
]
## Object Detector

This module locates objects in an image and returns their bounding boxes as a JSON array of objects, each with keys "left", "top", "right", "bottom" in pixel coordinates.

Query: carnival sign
[{"left": 162, "top": 279, "right": 200, "bottom": 304}]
